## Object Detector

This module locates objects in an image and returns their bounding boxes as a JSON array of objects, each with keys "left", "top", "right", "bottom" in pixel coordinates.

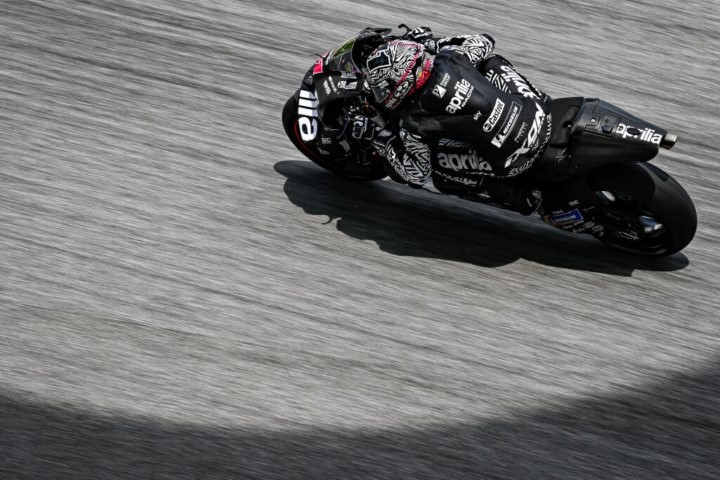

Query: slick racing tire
[
  {"left": 282, "top": 95, "right": 387, "bottom": 181},
  {"left": 588, "top": 162, "right": 697, "bottom": 256}
]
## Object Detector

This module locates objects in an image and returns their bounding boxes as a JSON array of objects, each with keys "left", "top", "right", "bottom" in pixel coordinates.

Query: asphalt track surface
[{"left": 2, "top": 1, "right": 720, "bottom": 479}]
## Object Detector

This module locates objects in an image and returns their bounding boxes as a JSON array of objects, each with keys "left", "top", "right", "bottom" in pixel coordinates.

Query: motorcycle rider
[{"left": 350, "top": 26, "right": 553, "bottom": 214}]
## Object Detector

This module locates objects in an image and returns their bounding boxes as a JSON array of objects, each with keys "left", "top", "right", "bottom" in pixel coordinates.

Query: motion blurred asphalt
[{"left": 1, "top": 1, "right": 720, "bottom": 478}]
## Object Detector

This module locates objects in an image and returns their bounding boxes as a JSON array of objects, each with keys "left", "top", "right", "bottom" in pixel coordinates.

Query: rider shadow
[{"left": 274, "top": 160, "right": 689, "bottom": 276}]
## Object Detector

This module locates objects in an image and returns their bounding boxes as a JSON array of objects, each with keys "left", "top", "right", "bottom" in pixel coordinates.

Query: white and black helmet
[{"left": 364, "top": 40, "right": 432, "bottom": 109}]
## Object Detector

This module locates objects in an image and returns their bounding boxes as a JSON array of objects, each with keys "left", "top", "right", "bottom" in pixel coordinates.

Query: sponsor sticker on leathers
[
  {"left": 437, "top": 152, "right": 492, "bottom": 172},
  {"left": 491, "top": 102, "right": 521, "bottom": 148},
  {"left": 483, "top": 98, "right": 506, "bottom": 132},
  {"left": 445, "top": 79, "right": 474, "bottom": 114}
]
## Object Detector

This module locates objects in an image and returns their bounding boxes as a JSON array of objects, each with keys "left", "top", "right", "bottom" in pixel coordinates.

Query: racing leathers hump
[{"left": 367, "top": 34, "right": 552, "bottom": 188}]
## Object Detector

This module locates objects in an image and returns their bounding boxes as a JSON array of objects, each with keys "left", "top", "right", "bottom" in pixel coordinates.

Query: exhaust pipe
[{"left": 661, "top": 133, "right": 677, "bottom": 149}]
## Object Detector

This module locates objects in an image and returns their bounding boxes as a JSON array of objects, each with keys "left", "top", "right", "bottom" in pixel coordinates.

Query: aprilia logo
[
  {"left": 297, "top": 90, "right": 318, "bottom": 142},
  {"left": 437, "top": 152, "right": 492, "bottom": 172},
  {"left": 483, "top": 98, "right": 506, "bottom": 132},
  {"left": 499, "top": 65, "right": 538, "bottom": 99},
  {"left": 617, "top": 123, "right": 662, "bottom": 145},
  {"left": 445, "top": 79, "right": 474, "bottom": 114}
]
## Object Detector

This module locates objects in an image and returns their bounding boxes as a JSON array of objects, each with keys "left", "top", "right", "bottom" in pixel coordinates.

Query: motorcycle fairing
[{"left": 544, "top": 97, "right": 673, "bottom": 176}]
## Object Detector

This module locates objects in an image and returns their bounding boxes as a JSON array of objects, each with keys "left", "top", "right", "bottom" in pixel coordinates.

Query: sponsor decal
[
  {"left": 340, "top": 71, "right": 357, "bottom": 79},
  {"left": 473, "top": 111, "right": 483, "bottom": 121},
  {"left": 617, "top": 123, "right": 662, "bottom": 144},
  {"left": 508, "top": 159, "right": 533, "bottom": 176},
  {"left": 323, "top": 78, "right": 338, "bottom": 95},
  {"left": 336, "top": 80, "right": 358, "bottom": 90},
  {"left": 435, "top": 170, "right": 483, "bottom": 186},
  {"left": 483, "top": 98, "right": 506, "bottom": 132},
  {"left": 437, "top": 151, "right": 492, "bottom": 172},
  {"left": 499, "top": 65, "right": 538, "bottom": 99},
  {"left": 439, "top": 73, "right": 451, "bottom": 88},
  {"left": 491, "top": 102, "right": 522, "bottom": 148},
  {"left": 504, "top": 104, "right": 546, "bottom": 165},
  {"left": 564, "top": 220, "right": 603, "bottom": 234},
  {"left": 513, "top": 122, "right": 528, "bottom": 143},
  {"left": 433, "top": 85, "right": 447, "bottom": 98},
  {"left": 544, "top": 209, "right": 583, "bottom": 226},
  {"left": 445, "top": 79, "right": 474, "bottom": 114},
  {"left": 297, "top": 90, "right": 318, "bottom": 142}
]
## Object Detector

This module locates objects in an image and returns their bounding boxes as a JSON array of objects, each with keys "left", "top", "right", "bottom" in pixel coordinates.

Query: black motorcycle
[{"left": 282, "top": 27, "right": 697, "bottom": 257}]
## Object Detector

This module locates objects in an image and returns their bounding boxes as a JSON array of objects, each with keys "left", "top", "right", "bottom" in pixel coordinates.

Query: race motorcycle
[{"left": 281, "top": 27, "right": 697, "bottom": 257}]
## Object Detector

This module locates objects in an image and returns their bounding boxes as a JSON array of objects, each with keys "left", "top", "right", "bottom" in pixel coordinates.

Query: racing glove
[
  {"left": 349, "top": 115, "right": 381, "bottom": 142},
  {"left": 405, "top": 26, "right": 437, "bottom": 53}
]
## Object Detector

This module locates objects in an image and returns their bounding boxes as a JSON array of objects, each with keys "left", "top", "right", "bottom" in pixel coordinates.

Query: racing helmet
[{"left": 364, "top": 40, "right": 432, "bottom": 109}]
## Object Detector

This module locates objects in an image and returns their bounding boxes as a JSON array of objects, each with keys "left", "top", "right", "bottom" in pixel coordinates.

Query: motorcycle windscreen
[
  {"left": 311, "top": 28, "right": 388, "bottom": 123},
  {"left": 323, "top": 28, "right": 390, "bottom": 75}
]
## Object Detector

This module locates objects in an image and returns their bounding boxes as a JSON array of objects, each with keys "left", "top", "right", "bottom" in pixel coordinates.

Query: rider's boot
[{"left": 479, "top": 177, "right": 541, "bottom": 215}]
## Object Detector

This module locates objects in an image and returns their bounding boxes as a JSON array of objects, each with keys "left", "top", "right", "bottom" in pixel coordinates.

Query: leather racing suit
[{"left": 364, "top": 34, "right": 552, "bottom": 193}]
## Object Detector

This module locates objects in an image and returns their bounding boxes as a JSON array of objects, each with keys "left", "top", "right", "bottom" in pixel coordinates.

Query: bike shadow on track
[
  {"left": 274, "top": 160, "right": 689, "bottom": 276},
  {"left": 1, "top": 357, "right": 717, "bottom": 479}
]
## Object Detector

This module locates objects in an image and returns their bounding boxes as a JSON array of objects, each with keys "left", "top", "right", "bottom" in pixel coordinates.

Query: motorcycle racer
[
  {"left": 283, "top": 27, "right": 697, "bottom": 257},
  {"left": 350, "top": 27, "right": 552, "bottom": 213}
]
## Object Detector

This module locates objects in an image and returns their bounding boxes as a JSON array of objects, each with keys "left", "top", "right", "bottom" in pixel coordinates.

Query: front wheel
[{"left": 588, "top": 162, "right": 697, "bottom": 256}]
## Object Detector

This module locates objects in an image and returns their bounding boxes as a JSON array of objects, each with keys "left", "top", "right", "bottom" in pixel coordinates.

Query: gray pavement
[{"left": 1, "top": 1, "right": 719, "bottom": 478}]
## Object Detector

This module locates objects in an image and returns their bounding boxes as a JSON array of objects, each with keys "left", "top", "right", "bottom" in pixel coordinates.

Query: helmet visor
[{"left": 366, "top": 50, "right": 393, "bottom": 104}]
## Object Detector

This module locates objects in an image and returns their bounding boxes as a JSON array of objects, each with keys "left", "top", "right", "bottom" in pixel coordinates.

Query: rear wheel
[
  {"left": 588, "top": 162, "right": 696, "bottom": 256},
  {"left": 281, "top": 94, "right": 387, "bottom": 181}
]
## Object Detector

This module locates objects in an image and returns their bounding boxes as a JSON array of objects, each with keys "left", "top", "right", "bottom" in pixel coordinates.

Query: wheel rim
[{"left": 594, "top": 190, "right": 674, "bottom": 255}]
